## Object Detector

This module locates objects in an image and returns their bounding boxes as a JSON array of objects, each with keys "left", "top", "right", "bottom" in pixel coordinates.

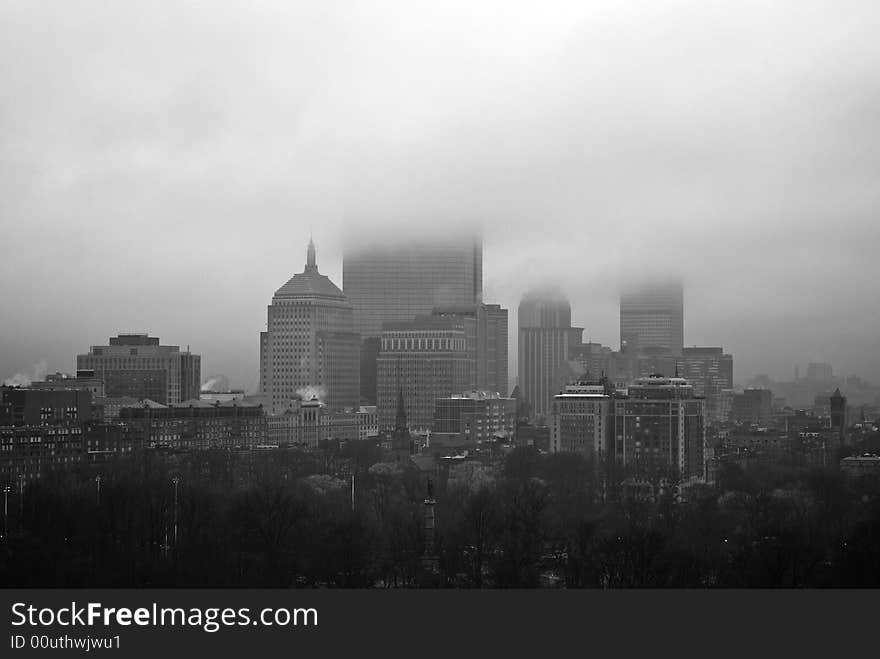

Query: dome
[
  {"left": 272, "top": 239, "right": 347, "bottom": 301},
  {"left": 273, "top": 270, "right": 345, "bottom": 300}
]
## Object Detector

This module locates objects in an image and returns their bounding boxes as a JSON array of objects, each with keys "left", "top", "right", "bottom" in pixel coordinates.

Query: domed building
[{"left": 260, "top": 239, "right": 360, "bottom": 414}]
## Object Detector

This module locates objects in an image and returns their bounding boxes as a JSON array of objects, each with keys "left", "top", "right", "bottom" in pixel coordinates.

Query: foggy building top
[
  {"left": 620, "top": 280, "right": 684, "bottom": 357},
  {"left": 517, "top": 288, "right": 584, "bottom": 420},
  {"left": 342, "top": 233, "right": 483, "bottom": 339}
]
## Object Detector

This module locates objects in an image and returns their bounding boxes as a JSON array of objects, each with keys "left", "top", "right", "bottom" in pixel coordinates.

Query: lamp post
[
  {"left": 171, "top": 476, "right": 180, "bottom": 547},
  {"left": 2, "top": 485, "right": 10, "bottom": 539},
  {"left": 95, "top": 475, "right": 102, "bottom": 506},
  {"left": 17, "top": 474, "right": 25, "bottom": 525}
]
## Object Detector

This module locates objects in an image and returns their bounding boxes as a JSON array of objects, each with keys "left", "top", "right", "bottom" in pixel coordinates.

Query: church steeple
[
  {"left": 305, "top": 236, "right": 317, "bottom": 272},
  {"left": 394, "top": 388, "right": 408, "bottom": 434}
]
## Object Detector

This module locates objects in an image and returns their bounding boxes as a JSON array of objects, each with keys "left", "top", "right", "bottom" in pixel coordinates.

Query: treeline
[{"left": 1, "top": 444, "right": 880, "bottom": 587}]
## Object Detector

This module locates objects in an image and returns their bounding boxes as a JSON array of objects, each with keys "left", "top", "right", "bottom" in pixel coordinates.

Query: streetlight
[
  {"left": 2, "top": 485, "right": 10, "bottom": 539},
  {"left": 171, "top": 476, "right": 180, "bottom": 546},
  {"left": 17, "top": 474, "right": 25, "bottom": 525},
  {"left": 95, "top": 475, "right": 102, "bottom": 506}
]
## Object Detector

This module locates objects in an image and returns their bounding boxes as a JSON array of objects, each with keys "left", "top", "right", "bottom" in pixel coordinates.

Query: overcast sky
[{"left": 2, "top": 0, "right": 879, "bottom": 390}]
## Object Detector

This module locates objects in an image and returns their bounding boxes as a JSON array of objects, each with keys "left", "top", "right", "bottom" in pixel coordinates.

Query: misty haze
[
  {"left": 2, "top": 1, "right": 880, "bottom": 590},
  {"left": 2, "top": 1, "right": 879, "bottom": 389}
]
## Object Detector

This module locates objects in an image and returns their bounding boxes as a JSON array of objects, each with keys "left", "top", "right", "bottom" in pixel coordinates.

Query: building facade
[
  {"left": 477, "top": 303, "right": 509, "bottom": 396},
  {"left": 731, "top": 388, "right": 773, "bottom": 426},
  {"left": 676, "top": 347, "right": 734, "bottom": 423},
  {"left": 432, "top": 391, "right": 517, "bottom": 443},
  {"left": 620, "top": 280, "right": 684, "bottom": 357},
  {"left": 1, "top": 386, "right": 92, "bottom": 426},
  {"left": 343, "top": 232, "right": 483, "bottom": 340},
  {"left": 31, "top": 370, "right": 105, "bottom": 398},
  {"left": 550, "top": 383, "right": 613, "bottom": 459},
  {"left": 357, "top": 405, "right": 379, "bottom": 440},
  {"left": 376, "top": 316, "right": 471, "bottom": 431},
  {"left": 517, "top": 288, "right": 582, "bottom": 420},
  {"left": 120, "top": 400, "right": 267, "bottom": 450},
  {"left": 76, "top": 334, "right": 201, "bottom": 405},
  {"left": 431, "top": 303, "right": 509, "bottom": 397},
  {"left": 614, "top": 375, "right": 706, "bottom": 480},
  {"left": 265, "top": 399, "right": 360, "bottom": 448},
  {"left": 77, "top": 334, "right": 201, "bottom": 405},
  {"left": 344, "top": 233, "right": 483, "bottom": 405},
  {"left": 260, "top": 239, "right": 360, "bottom": 413}
]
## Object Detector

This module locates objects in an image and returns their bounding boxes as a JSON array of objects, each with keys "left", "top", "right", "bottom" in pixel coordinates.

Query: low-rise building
[
  {"left": 550, "top": 382, "right": 613, "bottom": 459},
  {"left": 357, "top": 405, "right": 379, "bottom": 440},
  {"left": 840, "top": 453, "right": 880, "bottom": 482},
  {"left": 433, "top": 391, "right": 516, "bottom": 444},
  {"left": 119, "top": 399, "right": 266, "bottom": 450}
]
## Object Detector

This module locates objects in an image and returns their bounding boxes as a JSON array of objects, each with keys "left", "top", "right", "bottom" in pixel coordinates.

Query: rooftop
[{"left": 273, "top": 240, "right": 347, "bottom": 301}]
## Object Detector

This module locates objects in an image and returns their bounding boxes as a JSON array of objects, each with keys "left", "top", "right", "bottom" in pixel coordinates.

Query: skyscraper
[
  {"left": 77, "top": 334, "right": 200, "bottom": 405},
  {"left": 676, "top": 347, "right": 734, "bottom": 423},
  {"left": 343, "top": 231, "right": 483, "bottom": 403},
  {"left": 477, "top": 303, "right": 509, "bottom": 397},
  {"left": 620, "top": 280, "right": 684, "bottom": 357},
  {"left": 431, "top": 303, "right": 509, "bottom": 396},
  {"left": 343, "top": 233, "right": 483, "bottom": 339},
  {"left": 517, "top": 288, "right": 583, "bottom": 420},
  {"left": 260, "top": 239, "right": 359, "bottom": 414}
]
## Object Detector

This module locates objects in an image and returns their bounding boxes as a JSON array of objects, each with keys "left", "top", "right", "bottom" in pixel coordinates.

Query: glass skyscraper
[
  {"left": 619, "top": 280, "right": 684, "bottom": 357},
  {"left": 342, "top": 234, "right": 483, "bottom": 339},
  {"left": 517, "top": 288, "right": 583, "bottom": 421}
]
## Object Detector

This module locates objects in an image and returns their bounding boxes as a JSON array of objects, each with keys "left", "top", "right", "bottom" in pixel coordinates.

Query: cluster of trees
[{"left": 2, "top": 442, "right": 880, "bottom": 587}]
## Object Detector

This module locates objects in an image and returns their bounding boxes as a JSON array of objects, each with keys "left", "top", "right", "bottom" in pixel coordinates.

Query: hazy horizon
[{"left": 2, "top": 0, "right": 879, "bottom": 390}]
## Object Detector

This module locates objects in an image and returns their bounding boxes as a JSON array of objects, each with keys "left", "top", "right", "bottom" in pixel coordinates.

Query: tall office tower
[
  {"left": 676, "top": 347, "right": 734, "bottom": 423},
  {"left": 376, "top": 316, "right": 471, "bottom": 431},
  {"left": 345, "top": 231, "right": 482, "bottom": 405},
  {"left": 260, "top": 239, "right": 360, "bottom": 414},
  {"left": 614, "top": 375, "right": 706, "bottom": 481},
  {"left": 77, "top": 334, "right": 201, "bottom": 405},
  {"left": 517, "top": 288, "right": 583, "bottom": 420},
  {"left": 550, "top": 382, "right": 613, "bottom": 459},
  {"left": 619, "top": 280, "right": 684, "bottom": 357},
  {"left": 431, "top": 303, "right": 509, "bottom": 396},
  {"left": 343, "top": 232, "right": 483, "bottom": 339},
  {"left": 478, "top": 303, "right": 509, "bottom": 396}
]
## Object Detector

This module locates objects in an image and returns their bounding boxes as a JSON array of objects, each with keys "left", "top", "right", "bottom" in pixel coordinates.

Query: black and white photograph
[{"left": 2, "top": 0, "right": 880, "bottom": 625}]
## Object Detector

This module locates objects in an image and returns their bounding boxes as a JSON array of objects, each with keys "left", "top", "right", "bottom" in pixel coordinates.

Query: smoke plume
[
  {"left": 201, "top": 374, "right": 231, "bottom": 392},
  {"left": 2, "top": 360, "right": 48, "bottom": 387},
  {"left": 295, "top": 385, "right": 326, "bottom": 404}
]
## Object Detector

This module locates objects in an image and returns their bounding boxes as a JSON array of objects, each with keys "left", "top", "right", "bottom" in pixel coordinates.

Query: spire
[{"left": 305, "top": 236, "right": 317, "bottom": 271}]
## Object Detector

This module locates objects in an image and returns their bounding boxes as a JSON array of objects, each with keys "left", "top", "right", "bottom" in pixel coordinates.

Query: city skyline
[
  {"left": 3, "top": 0, "right": 880, "bottom": 601},
  {"left": 3, "top": 1, "right": 880, "bottom": 390},
  {"left": 2, "top": 236, "right": 873, "bottom": 394},
  {"left": 1, "top": 242, "right": 876, "bottom": 393}
]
